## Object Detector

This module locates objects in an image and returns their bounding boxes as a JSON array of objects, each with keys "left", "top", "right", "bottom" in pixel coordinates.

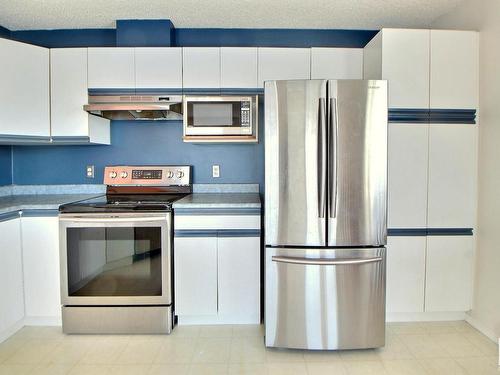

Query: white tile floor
[{"left": 0, "top": 321, "right": 498, "bottom": 374}]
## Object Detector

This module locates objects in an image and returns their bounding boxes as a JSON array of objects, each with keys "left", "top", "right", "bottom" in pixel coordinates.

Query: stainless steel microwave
[{"left": 183, "top": 95, "right": 258, "bottom": 140}]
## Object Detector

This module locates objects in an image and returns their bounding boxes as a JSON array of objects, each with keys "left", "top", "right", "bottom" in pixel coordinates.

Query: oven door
[
  {"left": 59, "top": 212, "right": 171, "bottom": 306},
  {"left": 183, "top": 96, "right": 255, "bottom": 136}
]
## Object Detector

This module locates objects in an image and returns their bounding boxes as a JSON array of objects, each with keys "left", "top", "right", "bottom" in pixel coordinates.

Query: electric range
[{"left": 58, "top": 165, "right": 191, "bottom": 334}]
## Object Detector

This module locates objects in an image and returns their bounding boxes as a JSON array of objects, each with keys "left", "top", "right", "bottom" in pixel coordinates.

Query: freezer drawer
[{"left": 265, "top": 247, "right": 386, "bottom": 350}]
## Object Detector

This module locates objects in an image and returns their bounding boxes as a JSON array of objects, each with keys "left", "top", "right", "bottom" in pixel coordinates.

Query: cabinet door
[
  {"left": 386, "top": 237, "right": 426, "bottom": 313},
  {"left": 0, "top": 38, "right": 50, "bottom": 137},
  {"left": 311, "top": 48, "right": 363, "bottom": 79},
  {"left": 88, "top": 48, "right": 135, "bottom": 89},
  {"left": 174, "top": 237, "right": 218, "bottom": 316},
  {"left": 135, "top": 48, "right": 182, "bottom": 89},
  {"left": 258, "top": 48, "right": 310, "bottom": 87},
  {"left": 182, "top": 48, "right": 220, "bottom": 89},
  {"left": 218, "top": 236, "right": 260, "bottom": 323},
  {"left": 50, "top": 48, "right": 89, "bottom": 137},
  {"left": 427, "top": 124, "right": 477, "bottom": 228},
  {"left": 0, "top": 218, "right": 24, "bottom": 335},
  {"left": 21, "top": 216, "right": 61, "bottom": 319},
  {"left": 430, "top": 30, "right": 479, "bottom": 109},
  {"left": 425, "top": 236, "right": 473, "bottom": 312},
  {"left": 381, "top": 29, "right": 430, "bottom": 109},
  {"left": 220, "top": 47, "right": 258, "bottom": 88},
  {"left": 388, "top": 123, "right": 429, "bottom": 228}
]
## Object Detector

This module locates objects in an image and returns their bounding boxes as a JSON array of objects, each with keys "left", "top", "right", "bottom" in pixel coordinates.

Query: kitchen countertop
[
  {"left": 0, "top": 194, "right": 103, "bottom": 216},
  {"left": 173, "top": 193, "right": 261, "bottom": 209}
]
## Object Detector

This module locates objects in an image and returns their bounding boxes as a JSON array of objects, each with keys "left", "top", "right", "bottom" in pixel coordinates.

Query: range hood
[{"left": 84, "top": 95, "right": 183, "bottom": 121}]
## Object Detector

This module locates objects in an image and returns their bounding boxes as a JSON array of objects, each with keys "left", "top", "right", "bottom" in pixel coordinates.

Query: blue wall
[
  {"left": 4, "top": 20, "right": 374, "bottom": 188},
  {"left": 0, "top": 146, "right": 12, "bottom": 186},
  {"left": 10, "top": 27, "right": 377, "bottom": 48},
  {"left": 13, "top": 119, "right": 264, "bottom": 188}
]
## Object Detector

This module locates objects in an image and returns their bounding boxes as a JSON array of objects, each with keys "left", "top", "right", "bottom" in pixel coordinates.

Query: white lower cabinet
[
  {"left": 21, "top": 216, "right": 61, "bottom": 322},
  {"left": 174, "top": 212, "right": 261, "bottom": 324},
  {"left": 386, "top": 237, "right": 426, "bottom": 313},
  {"left": 425, "top": 236, "right": 474, "bottom": 312},
  {"left": 0, "top": 218, "right": 24, "bottom": 341},
  {"left": 218, "top": 237, "right": 260, "bottom": 323},
  {"left": 174, "top": 237, "right": 218, "bottom": 316}
]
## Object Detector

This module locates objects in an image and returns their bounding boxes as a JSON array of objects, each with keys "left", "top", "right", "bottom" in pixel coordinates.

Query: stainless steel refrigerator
[{"left": 264, "top": 79, "right": 388, "bottom": 350}]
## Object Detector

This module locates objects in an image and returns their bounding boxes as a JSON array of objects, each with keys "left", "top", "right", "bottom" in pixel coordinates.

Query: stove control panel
[{"left": 104, "top": 166, "right": 191, "bottom": 186}]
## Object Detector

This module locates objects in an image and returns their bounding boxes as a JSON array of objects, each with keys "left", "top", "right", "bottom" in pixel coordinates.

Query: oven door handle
[{"left": 59, "top": 216, "right": 167, "bottom": 223}]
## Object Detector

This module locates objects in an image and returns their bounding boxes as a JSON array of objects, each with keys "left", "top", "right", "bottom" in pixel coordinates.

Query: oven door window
[
  {"left": 187, "top": 102, "right": 241, "bottom": 127},
  {"left": 66, "top": 227, "right": 162, "bottom": 297}
]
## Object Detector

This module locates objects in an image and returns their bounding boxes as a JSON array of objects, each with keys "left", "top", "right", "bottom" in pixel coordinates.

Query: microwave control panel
[{"left": 241, "top": 101, "right": 251, "bottom": 127}]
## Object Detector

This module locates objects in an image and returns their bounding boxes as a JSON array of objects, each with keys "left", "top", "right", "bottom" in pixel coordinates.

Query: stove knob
[
  {"left": 120, "top": 171, "right": 128, "bottom": 178},
  {"left": 109, "top": 171, "right": 117, "bottom": 179},
  {"left": 176, "top": 171, "right": 184, "bottom": 179},
  {"left": 167, "top": 171, "right": 174, "bottom": 179}
]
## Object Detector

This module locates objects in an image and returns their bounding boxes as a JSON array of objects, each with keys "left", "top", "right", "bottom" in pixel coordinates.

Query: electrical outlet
[
  {"left": 212, "top": 165, "right": 220, "bottom": 178},
  {"left": 86, "top": 165, "right": 95, "bottom": 179}
]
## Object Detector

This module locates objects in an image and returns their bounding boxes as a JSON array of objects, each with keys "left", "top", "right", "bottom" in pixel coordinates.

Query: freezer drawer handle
[{"left": 272, "top": 255, "right": 383, "bottom": 266}]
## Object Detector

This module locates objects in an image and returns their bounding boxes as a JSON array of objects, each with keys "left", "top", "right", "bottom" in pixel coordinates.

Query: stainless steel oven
[
  {"left": 58, "top": 165, "right": 191, "bottom": 334},
  {"left": 183, "top": 95, "right": 258, "bottom": 138}
]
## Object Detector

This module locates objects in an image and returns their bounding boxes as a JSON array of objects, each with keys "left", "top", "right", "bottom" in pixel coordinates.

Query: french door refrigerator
[{"left": 264, "top": 79, "right": 388, "bottom": 350}]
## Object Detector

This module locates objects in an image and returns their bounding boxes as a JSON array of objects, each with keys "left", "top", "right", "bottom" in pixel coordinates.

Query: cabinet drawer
[{"left": 175, "top": 214, "right": 260, "bottom": 230}]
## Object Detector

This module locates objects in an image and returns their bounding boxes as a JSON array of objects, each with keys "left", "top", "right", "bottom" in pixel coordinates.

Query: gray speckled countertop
[
  {"left": 0, "top": 194, "right": 103, "bottom": 216},
  {"left": 173, "top": 193, "right": 261, "bottom": 209}
]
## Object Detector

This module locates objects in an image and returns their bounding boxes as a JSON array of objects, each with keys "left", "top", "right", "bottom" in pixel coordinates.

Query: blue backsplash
[{"left": 12, "top": 120, "right": 264, "bottom": 189}]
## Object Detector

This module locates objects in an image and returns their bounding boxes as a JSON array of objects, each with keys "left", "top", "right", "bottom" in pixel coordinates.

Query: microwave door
[{"left": 183, "top": 97, "right": 255, "bottom": 136}]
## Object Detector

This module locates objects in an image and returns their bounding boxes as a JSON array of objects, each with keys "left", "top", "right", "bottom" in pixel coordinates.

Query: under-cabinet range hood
[{"left": 84, "top": 95, "right": 183, "bottom": 121}]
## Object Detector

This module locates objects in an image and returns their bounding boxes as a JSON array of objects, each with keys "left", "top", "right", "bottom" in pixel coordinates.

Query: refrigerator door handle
[
  {"left": 329, "top": 97, "right": 338, "bottom": 219},
  {"left": 318, "top": 98, "right": 327, "bottom": 219},
  {"left": 272, "top": 255, "right": 383, "bottom": 266}
]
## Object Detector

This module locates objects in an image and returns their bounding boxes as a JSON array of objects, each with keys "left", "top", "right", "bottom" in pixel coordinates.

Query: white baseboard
[
  {"left": 178, "top": 315, "right": 260, "bottom": 325},
  {"left": 0, "top": 318, "right": 25, "bottom": 344},
  {"left": 23, "top": 316, "right": 62, "bottom": 326},
  {"left": 386, "top": 311, "right": 466, "bottom": 322},
  {"left": 465, "top": 313, "right": 499, "bottom": 343}
]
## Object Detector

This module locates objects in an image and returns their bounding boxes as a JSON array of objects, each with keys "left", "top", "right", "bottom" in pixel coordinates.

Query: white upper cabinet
[
  {"left": 182, "top": 47, "right": 221, "bottom": 89},
  {"left": 427, "top": 124, "right": 477, "bottom": 228},
  {"left": 311, "top": 48, "right": 363, "bottom": 79},
  {"left": 364, "top": 29, "right": 430, "bottom": 108},
  {"left": 220, "top": 47, "right": 258, "bottom": 88},
  {"left": 388, "top": 123, "right": 429, "bottom": 228},
  {"left": 88, "top": 47, "right": 135, "bottom": 89},
  {"left": 50, "top": 48, "right": 110, "bottom": 144},
  {"left": 425, "top": 236, "right": 473, "bottom": 312},
  {"left": 430, "top": 30, "right": 479, "bottom": 109},
  {"left": 0, "top": 38, "right": 50, "bottom": 138},
  {"left": 386, "top": 237, "right": 426, "bottom": 313},
  {"left": 135, "top": 48, "right": 183, "bottom": 89},
  {"left": 258, "top": 48, "right": 311, "bottom": 87}
]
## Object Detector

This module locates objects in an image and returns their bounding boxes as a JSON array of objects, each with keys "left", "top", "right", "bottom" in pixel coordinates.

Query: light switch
[{"left": 212, "top": 165, "right": 220, "bottom": 178}]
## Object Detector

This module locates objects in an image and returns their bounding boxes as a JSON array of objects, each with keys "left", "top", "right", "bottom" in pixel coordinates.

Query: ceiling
[{"left": 0, "top": 0, "right": 463, "bottom": 31}]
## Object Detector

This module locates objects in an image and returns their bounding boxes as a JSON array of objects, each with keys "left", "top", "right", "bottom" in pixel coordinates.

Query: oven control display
[{"left": 132, "top": 169, "right": 163, "bottom": 179}]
